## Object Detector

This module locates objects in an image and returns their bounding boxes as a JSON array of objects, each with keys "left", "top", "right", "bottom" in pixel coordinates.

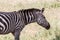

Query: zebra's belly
[
  {"left": 0, "top": 30, "right": 11, "bottom": 34},
  {"left": 0, "top": 32, "right": 10, "bottom": 34}
]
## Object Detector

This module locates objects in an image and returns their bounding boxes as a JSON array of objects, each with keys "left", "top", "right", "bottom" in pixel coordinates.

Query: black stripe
[
  {"left": 14, "top": 13, "right": 17, "bottom": 23},
  {"left": 26, "top": 11, "right": 29, "bottom": 23},
  {"left": 5, "top": 14, "right": 11, "bottom": 22},
  {"left": 0, "top": 18, "right": 7, "bottom": 32},
  {"left": 5, "top": 13, "right": 13, "bottom": 21},
  {"left": 30, "top": 12, "right": 34, "bottom": 22},
  {"left": 27, "top": 11, "right": 30, "bottom": 22},
  {"left": 16, "top": 15, "right": 17, "bottom": 21},
  {"left": 23, "top": 11, "right": 27, "bottom": 24},
  {"left": 0, "top": 15, "right": 9, "bottom": 27},
  {"left": 16, "top": 18, "right": 20, "bottom": 26},
  {"left": 29, "top": 12, "right": 32, "bottom": 22}
]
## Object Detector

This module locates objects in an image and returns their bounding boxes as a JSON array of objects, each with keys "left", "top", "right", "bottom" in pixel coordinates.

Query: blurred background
[{"left": 0, "top": 0, "right": 60, "bottom": 40}]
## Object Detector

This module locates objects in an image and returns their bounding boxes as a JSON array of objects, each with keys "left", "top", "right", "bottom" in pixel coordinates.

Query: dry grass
[{"left": 0, "top": 0, "right": 60, "bottom": 40}]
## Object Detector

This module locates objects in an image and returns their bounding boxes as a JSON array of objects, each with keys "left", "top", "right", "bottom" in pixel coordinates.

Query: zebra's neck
[{"left": 21, "top": 10, "right": 36, "bottom": 25}]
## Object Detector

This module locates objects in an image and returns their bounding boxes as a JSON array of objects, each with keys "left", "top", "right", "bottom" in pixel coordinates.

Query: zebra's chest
[{"left": 9, "top": 14, "right": 25, "bottom": 32}]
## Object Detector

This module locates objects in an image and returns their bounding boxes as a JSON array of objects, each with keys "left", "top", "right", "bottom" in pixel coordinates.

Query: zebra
[{"left": 0, "top": 8, "right": 50, "bottom": 40}]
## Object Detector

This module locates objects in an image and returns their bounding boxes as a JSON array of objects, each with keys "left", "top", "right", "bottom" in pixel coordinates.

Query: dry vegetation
[{"left": 0, "top": 0, "right": 60, "bottom": 40}]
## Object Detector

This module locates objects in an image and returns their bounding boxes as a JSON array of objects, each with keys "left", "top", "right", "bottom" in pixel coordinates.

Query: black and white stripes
[
  {"left": 0, "top": 8, "right": 50, "bottom": 40},
  {"left": 0, "top": 8, "right": 38, "bottom": 35},
  {"left": 0, "top": 14, "right": 10, "bottom": 33},
  {"left": 21, "top": 9, "right": 36, "bottom": 24},
  {"left": 0, "top": 12, "right": 20, "bottom": 34}
]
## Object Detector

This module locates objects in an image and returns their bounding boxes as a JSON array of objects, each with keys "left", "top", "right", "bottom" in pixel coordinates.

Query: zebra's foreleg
[{"left": 12, "top": 29, "right": 20, "bottom": 40}]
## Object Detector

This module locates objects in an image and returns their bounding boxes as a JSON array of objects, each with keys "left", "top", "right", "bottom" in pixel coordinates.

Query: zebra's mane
[{"left": 18, "top": 8, "right": 40, "bottom": 12}]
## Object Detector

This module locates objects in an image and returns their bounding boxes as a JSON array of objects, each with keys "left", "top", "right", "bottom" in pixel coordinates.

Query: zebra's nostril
[{"left": 46, "top": 24, "right": 50, "bottom": 30}]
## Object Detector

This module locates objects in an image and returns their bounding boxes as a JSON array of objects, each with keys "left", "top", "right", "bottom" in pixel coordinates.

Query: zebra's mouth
[
  {"left": 38, "top": 23, "right": 50, "bottom": 30},
  {"left": 45, "top": 24, "right": 50, "bottom": 30}
]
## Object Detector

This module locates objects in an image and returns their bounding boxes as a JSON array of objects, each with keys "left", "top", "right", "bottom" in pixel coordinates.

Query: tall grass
[{"left": 0, "top": 0, "right": 60, "bottom": 40}]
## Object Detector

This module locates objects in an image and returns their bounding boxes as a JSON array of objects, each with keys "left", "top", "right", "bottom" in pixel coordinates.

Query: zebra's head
[{"left": 35, "top": 8, "right": 50, "bottom": 30}]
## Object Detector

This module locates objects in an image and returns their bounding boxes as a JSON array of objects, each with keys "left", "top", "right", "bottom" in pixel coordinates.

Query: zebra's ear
[{"left": 41, "top": 8, "right": 45, "bottom": 13}]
